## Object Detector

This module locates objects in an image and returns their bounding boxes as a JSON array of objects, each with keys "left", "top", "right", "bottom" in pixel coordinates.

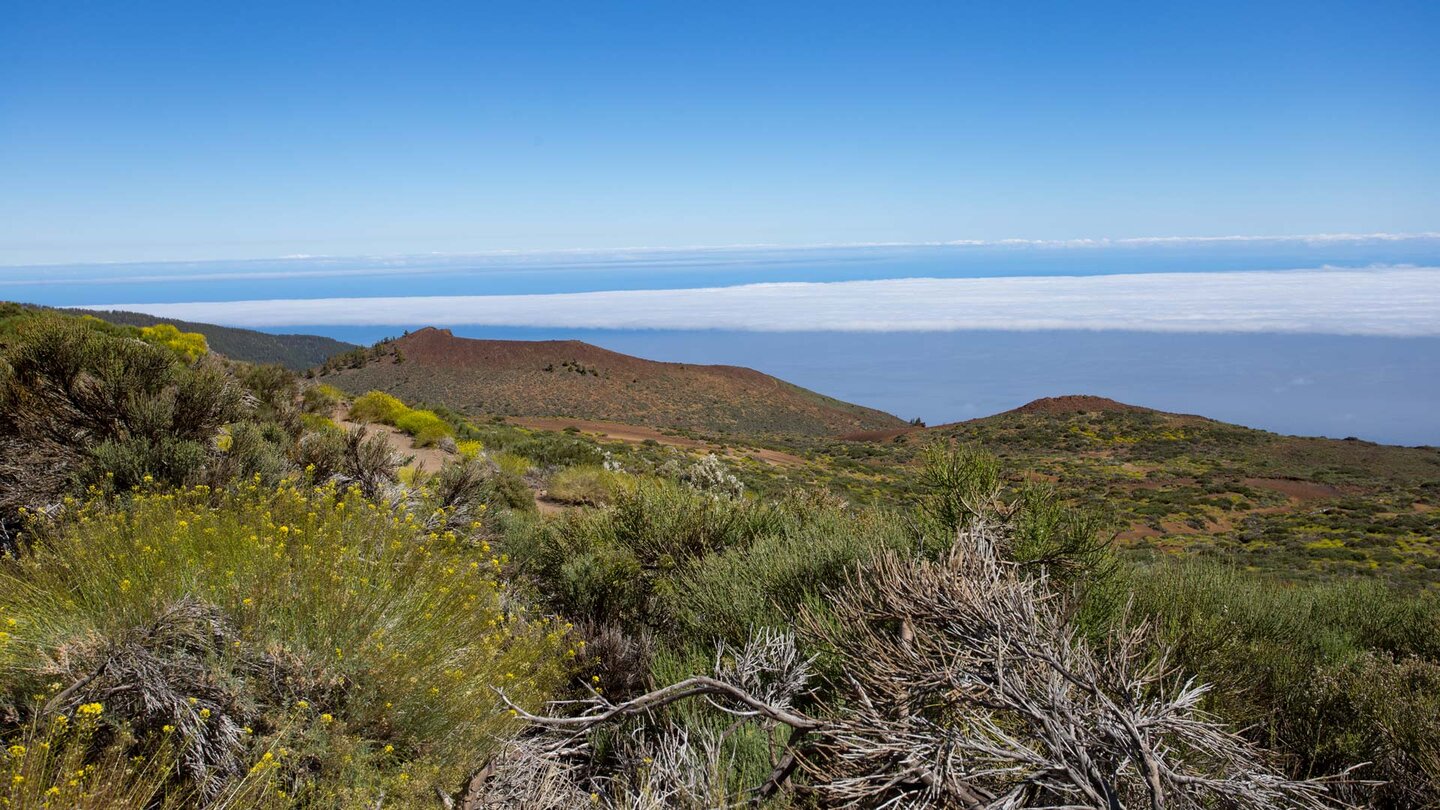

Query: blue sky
[
  {"left": 2, "top": 1, "right": 1437, "bottom": 264},
  {"left": 2, "top": 2, "right": 1437, "bottom": 443}
]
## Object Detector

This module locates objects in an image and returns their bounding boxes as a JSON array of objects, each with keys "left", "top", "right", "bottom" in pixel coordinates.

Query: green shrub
[
  {"left": 508, "top": 479, "right": 803, "bottom": 630},
  {"left": 494, "top": 451, "right": 532, "bottom": 477},
  {"left": 239, "top": 363, "right": 297, "bottom": 410},
  {"left": 301, "top": 383, "right": 346, "bottom": 415},
  {"left": 547, "top": 465, "right": 631, "bottom": 507},
  {"left": 1113, "top": 560, "right": 1440, "bottom": 803},
  {"left": 486, "top": 470, "right": 536, "bottom": 513},
  {"left": 300, "top": 412, "right": 344, "bottom": 435},
  {"left": 508, "top": 434, "right": 604, "bottom": 468},
  {"left": 296, "top": 425, "right": 401, "bottom": 498},
  {"left": 0, "top": 481, "right": 568, "bottom": 804},
  {"left": 670, "top": 499, "right": 911, "bottom": 642},
  {"left": 0, "top": 315, "right": 243, "bottom": 536}
]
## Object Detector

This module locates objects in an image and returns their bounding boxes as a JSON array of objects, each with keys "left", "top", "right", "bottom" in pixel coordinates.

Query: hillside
[
  {"left": 769, "top": 395, "right": 1440, "bottom": 586},
  {"left": 316, "top": 327, "right": 906, "bottom": 436},
  {"left": 71, "top": 307, "right": 357, "bottom": 370}
]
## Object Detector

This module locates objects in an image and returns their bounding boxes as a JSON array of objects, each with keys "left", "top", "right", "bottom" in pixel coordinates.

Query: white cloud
[{"left": 98, "top": 266, "right": 1440, "bottom": 337}]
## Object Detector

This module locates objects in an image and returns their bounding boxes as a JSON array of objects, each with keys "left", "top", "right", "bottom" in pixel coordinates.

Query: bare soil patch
[
  {"left": 1242, "top": 477, "right": 1344, "bottom": 501},
  {"left": 333, "top": 408, "right": 453, "bottom": 473}
]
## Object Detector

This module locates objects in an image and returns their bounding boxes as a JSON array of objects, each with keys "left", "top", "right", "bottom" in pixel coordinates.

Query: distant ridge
[
  {"left": 1003, "top": 395, "right": 1156, "bottom": 416},
  {"left": 842, "top": 395, "right": 1188, "bottom": 441},
  {"left": 71, "top": 308, "right": 357, "bottom": 370},
  {"left": 317, "top": 327, "right": 905, "bottom": 436}
]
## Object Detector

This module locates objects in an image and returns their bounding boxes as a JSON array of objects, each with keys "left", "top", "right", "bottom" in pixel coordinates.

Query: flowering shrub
[
  {"left": 679, "top": 453, "right": 744, "bottom": 499},
  {"left": 346, "top": 391, "right": 409, "bottom": 425},
  {"left": 137, "top": 323, "right": 209, "bottom": 363},
  {"left": 0, "top": 480, "right": 570, "bottom": 804},
  {"left": 348, "top": 391, "right": 454, "bottom": 447}
]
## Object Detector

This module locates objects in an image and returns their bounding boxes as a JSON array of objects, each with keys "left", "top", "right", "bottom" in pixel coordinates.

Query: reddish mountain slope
[
  {"left": 318, "top": 328, "right": 905, "bottom": 436},
  {"left": 1004, "top": 395, "right": 1153, "bottom": 416}
]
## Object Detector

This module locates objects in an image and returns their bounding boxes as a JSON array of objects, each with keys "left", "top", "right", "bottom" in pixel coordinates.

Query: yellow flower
[
  {"left": 383, "top": 744, "right": 394, "bottom": 754},
  {"left": 295, "top": 700, "right": 309, "bottom": 709},
  {"left": 12, "top": 774, "right": 24, "bottom": 785},
  {"left": 319, "top": 713, "right": 333, "bottom": 724},
  {"left": 242, "top": 598, "right": 253, "bottom": 606},
  {"left": 199, "top": 708, "right": 212, "bottom": 719},
  {"left": 162, "top": 725, "right": 175, "bottom": 733},
  {"left": 7, "top": 745, "right": 25, "bottom": 758},
  {"left": 77, "top": 702, "right": 103, "bottom": 716}
]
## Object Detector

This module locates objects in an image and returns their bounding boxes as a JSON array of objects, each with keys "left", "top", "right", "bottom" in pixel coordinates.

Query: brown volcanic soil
[
  {"left": 1242, "top": 477, "right": 1346, "bottom": 501},
  {"left": 319, "top": 328, "right": 905, "bottom": 436}
]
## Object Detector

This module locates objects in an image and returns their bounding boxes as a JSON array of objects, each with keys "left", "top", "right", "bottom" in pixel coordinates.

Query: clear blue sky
[{"left": 2, "top": 0, "right": 1436, "bottom": 264}]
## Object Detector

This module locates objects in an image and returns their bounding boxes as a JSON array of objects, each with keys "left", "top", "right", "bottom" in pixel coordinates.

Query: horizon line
[{"left": 3, "top": 230, "right": 1439, "bottom": 271}]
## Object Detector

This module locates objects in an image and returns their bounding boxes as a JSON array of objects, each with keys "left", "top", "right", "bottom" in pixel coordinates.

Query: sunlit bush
[
  {"left": 392, "top": 409, "right": 452, "bottom": 447},
  {"left": 0, "top": 480, "right": 569, "bottom": 804},
  {"left": 347, "top": 391, "right": 454, "bottom": 447},
  {"left": 138, "top": 323, "right": 209, "bottom": 363},
  {"left": 346, "top": 391, "right": 408, "bottom": 425},
  {"left": 546, "top": 465, "right": 631, "bottom": 507}
]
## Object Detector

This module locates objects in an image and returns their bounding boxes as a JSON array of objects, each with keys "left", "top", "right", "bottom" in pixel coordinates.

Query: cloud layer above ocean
[{"left": 101, "top": 266, "right": 1440, "bottom": 336}]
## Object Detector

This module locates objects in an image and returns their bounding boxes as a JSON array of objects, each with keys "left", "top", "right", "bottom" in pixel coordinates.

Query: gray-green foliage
[
  {"left": 1115, "top": 560, "right": 1440, "bottom": 804},
  {"left": 918, "top": 441, "right": 1114, "bottom": 585},
  {"left": 668, "top": 499, "right": 910, "bottom": 641},
  {"left": 0, "top": 315, "right": 243, "bottom": 536},
  {"left": 509, "top": 479, "right": 787, "bottom": 629}
]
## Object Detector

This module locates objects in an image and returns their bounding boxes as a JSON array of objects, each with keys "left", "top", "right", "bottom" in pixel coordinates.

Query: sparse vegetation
[
  {"left": 72, "top": 308, "right": 357, "bottom": 371},
  {"left": 1, "top": 305, "right": 1435, "bottom": 807}
]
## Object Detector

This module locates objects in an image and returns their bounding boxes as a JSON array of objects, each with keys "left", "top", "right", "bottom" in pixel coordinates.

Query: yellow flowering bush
[
  {"left": 348, "top": 391, "right": 455, "bottom": 447},
  {"left": 0, "top": 480, "right": 569, "bottom": 804},
  {"left": 137, "top": 323, "right": 209, "bottom": 363}
]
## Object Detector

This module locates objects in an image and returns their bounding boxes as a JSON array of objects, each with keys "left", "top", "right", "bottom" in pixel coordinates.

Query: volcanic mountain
[{"left": 316, "top": 328, "right": 906, "bottom": 436}]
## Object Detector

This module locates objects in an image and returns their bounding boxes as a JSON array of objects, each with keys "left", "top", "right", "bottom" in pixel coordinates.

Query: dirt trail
[
  {"left": 508, "top": 417, "right": 806, "bottom": 467},
  {"left": 333, "top": 407, "right": 560, "bottom": 514},
  {"left": 332, "top": 407, "right": 452, "bottom": 473}
]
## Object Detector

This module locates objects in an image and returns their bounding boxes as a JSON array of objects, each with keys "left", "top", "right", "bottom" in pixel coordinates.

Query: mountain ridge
[
  {"left": 316, "top": 327, "right": 907, "bottom": 436},
  {"left": 67, "top": 307, "right": 358, "bottom": 370}
]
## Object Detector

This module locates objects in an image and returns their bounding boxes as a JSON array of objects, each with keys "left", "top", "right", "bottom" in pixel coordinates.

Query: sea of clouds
[{"left": 100, "top": 266, "right": 1440, "bottom": 337}]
